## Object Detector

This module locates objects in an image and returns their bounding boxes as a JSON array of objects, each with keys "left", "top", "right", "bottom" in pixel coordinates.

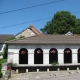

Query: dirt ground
[{"left": 6, "top": 70, "right": 80, "bottom": 80}]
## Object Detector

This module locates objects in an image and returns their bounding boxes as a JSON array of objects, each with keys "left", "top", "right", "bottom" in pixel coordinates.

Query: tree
[
  {"left": 2, "top": 45, "right": 8, "bottom": 59},
  {"left": 41, "top": 11, "right": 80, "bottom": 34}
]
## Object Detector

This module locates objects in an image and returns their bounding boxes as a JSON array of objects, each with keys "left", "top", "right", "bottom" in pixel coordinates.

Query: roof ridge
[{"left": 28, "top": 25, "right": 41, "bottom": 34}]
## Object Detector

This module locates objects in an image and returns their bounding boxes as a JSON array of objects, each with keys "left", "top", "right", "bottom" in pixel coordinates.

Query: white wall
[{"left": 7, "top": 44, "right": 80, "bottom": 65}]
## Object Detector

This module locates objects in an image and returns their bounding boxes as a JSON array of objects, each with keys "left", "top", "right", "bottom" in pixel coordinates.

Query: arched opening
[
  {"left": 64, "top": 48, "right": 72, "bottom": 63},
  {"left": 19, "top": 48, "right": 28, "bottom": 64},
  {"left": 78, "top": 48, "right": 80, "bottom": 63},
  {"left": 49, "top": 48, "right": 58, "bottom": 64},
  {"left": 34, "top": 48, "right": 43, "bottom": 64}
]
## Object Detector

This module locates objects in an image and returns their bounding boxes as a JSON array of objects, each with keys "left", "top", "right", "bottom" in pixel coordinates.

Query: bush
[
  {"left": 12, "top": 63, "right": 17, "bottom": 67},
  {"left": 51, "top": 61, "right": 58, "bottom": 66},
  {"left": 0, "top": 72, "right": 2, "bottom": 78},
  {"left": 0, "top": 59, "right": 6, "bottom": 78},
  {"left": 0, "top": 64, "right": 1, "bottom": 72},
  {"left": 0, "top": 59, "right": 7, "bottom": 64},
  {"left": 0, "top": 64, "right": 2, "bottom": 78}
]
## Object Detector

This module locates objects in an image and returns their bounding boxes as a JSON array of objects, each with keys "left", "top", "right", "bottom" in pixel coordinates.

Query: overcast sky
[{"left": 0, "top": 0, "right": 80, "bottom": 35}]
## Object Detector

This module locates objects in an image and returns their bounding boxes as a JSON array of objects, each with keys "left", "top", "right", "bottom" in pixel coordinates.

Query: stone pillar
[
  {"left": 72, "top": 49, "right": 77, "bottom": 64},
  {"left": 28, "top": 53, "right": 34, "bottom": 65},
  {"left": 37, "top": 69, "right": 39, "bottom": 72},
  {"left": 26, "top": 69, "right": 28, "bottom": 73},
  {"left": 47, "top": 68, "right": 49, "bottom": 72},
  {"left": 77, "top": 67, "right": 79, "bottom": 70},
  {"left": 16, "top": 69, "right": 19, "bottom": 74},
  {"left": 44, "top": 53, "right": 49, "bottom": 65},
  {"left": 72, "top": 53, "right": 77, "bottom": 64},
  {"left": 57, "top": 68, "right": 60, "bottom": 71},
  {"left": 67, "top": 68, "right": 69, "bottom": 71},
  {"left": 1, "top": 63, "right": 7, "bottom": 77},
  {"left": 58, "top": 49, "right": 64, "bottom": 65}
]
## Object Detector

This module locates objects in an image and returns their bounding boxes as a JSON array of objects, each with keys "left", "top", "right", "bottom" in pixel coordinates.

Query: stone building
[{"left": 6, "top": 33, "right": 80, "bottom": 66}]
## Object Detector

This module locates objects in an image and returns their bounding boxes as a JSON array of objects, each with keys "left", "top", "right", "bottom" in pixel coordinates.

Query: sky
[{"left": 0, "top": 0, "right": 80, "bottom": 35}]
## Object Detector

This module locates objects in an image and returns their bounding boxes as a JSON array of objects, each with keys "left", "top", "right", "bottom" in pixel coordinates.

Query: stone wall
[{"left": 15, "top": 29, "right": 35, "bottom": 38}]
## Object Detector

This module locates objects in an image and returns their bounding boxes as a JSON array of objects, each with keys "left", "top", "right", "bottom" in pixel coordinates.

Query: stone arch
[
  {"left": 64, "top": 48, "right": 72, "bottom": 63},
  {"left": 49, "top": 48, "right": 58, "bottom": 64},
  {"left": 77, "top": 48, "right": 80, "bottom": 63},
  {"left": 34, "top": 48, "right": 43, "bottom": 64},
  {"left": 19, "top": 48, "right": 28, "bottom": 64}
]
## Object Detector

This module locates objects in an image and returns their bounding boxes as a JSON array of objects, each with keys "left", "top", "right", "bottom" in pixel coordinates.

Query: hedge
[
  {"left": 0, "top": 63, "right": 2, "bottom": 78},
  {"left": 0, "top": 72, "right": 2, "bottom": 78},
  {"left": 0, "top": 64, "right": 1, "bottom": 72}
]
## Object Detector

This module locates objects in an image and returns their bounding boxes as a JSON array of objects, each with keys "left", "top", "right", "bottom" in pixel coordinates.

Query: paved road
[{"left": 7, "top": 70, "right": 80, "bottom": 80}]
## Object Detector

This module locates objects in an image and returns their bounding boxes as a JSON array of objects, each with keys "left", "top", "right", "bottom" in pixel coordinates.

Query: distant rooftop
[
  {"left": 15, "top": 25, "right": 41, "bottom": 37},
  {"left": 0, "top": 34, "right": 14, "bottom": 43}
]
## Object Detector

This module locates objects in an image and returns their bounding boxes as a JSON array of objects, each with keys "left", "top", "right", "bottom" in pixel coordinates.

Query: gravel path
[{"left": 7, "top": 70, "right": 80, "bottom": 80}]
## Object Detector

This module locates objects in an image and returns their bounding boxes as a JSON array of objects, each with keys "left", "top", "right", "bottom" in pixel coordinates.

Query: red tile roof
[{"left": 28, "top": 25, "right": 41, "bottom": 35}]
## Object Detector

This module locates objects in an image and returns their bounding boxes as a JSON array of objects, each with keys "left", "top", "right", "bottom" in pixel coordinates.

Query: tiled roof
[
  {"left": 0, "top": 34, "right": 14, "bottom": 43},
  {"left": 28, "top": 25, "right": 41, "bottom": 34},
  {"left": 6, "top": 34, "right": 80, "bottom": 44}
]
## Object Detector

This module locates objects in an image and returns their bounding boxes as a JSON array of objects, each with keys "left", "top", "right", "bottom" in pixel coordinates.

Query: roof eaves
[{"left": 6, "top": 42, "right": 80, "bottom": 45}]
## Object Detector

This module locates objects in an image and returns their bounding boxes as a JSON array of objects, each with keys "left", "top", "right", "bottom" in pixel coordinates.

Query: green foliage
[
  {"left": 0, "top": 72, "right": 2, "bottom": 78},
  {"left": 41, "top": 11, "right": 80, "bottom": 34},
  {"left": 0, "top": 59, "right": 7, "bottom": 64},
  {"left": 0, "top": 64, "right": 1, "bottom": 72},
  {"left": 0, "top": 64, "right": 2, "bottom": 78},
  {"left": 19, "top": 35, "right": 25, "bottom": 38},
  {"left": 2, "top": 45, "right": 8, "bottom": 59},
  {"left": 51, "top": 61, "right": 58, "bottom": 66},
  {"left": 7, "top": 37, "right": 15, "bottom": 41},
  {"left": 12, "top": 63, "right": 17, "bottom": 67}
]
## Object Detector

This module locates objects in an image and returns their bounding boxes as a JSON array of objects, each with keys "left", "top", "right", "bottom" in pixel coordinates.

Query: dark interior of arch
[
  {"left": 34, "top": 48, "right": 43, "bottom": 64},
  {"left": 78, "top": 49, "right": 80, "bottom": 63},
  {"left": 64, "top": 48, "right": 72, "bottom": 63},
  {"left": 49, "top": 48, "right": 58, "bottom": 64},
  {"left": 19, "top": 48, "right": 28, "bottom": 64}
]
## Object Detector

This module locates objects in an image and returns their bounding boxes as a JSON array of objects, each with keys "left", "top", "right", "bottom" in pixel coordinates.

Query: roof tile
[{"left": 6, "top": 34, "right": 80, "bottom": 44}]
